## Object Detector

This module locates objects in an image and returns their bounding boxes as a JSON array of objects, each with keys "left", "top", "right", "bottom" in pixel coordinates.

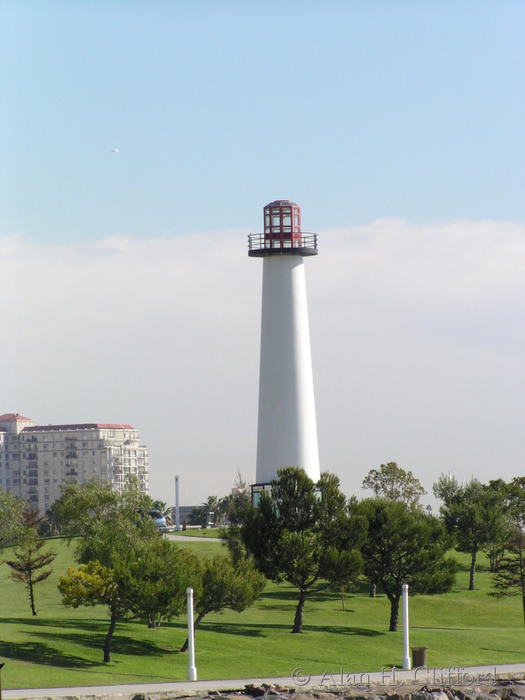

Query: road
[{"left": 3, "top": 664, "right": 525, "bottom": 699}]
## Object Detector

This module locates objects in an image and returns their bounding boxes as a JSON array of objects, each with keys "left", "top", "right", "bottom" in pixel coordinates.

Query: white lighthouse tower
[{"left": 248, "top": 200, "right": 320, "bottom": 498}]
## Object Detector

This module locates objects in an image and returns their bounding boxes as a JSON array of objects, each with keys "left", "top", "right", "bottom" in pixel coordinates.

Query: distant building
[
  {"left": 0, "top": 413, "right": 149, "bottom": 513},
  {"left": 169, "top": 504, "right": 196, "bottom": 526}
]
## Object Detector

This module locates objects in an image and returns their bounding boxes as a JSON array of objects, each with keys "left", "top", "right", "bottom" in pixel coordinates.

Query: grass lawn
[{"left": 0, "top": 537, "right": 522, "bottom": 690}]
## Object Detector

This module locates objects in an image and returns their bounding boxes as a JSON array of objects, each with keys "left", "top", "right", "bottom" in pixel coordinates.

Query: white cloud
[{"left": 1, "top": 219, "right": 524, "bottom": 507}]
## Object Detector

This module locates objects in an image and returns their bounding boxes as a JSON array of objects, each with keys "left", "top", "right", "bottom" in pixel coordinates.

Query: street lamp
[{"left": 402, "top": 583, "right": 411, "bottom": 670}]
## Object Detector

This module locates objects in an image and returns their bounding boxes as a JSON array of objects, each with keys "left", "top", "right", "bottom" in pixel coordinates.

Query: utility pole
[{"left": 175, "top": 475, "right": 180, "bottom": 531}]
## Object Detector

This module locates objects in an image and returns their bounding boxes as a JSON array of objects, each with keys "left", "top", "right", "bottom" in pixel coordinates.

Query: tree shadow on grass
[
  {"left": 410, "top": 625, "right": 472, "bottom": 631},
  {"left": 31, "top": 628, "right": 170, "bottom": 658},
  {"left": 195, "top": 621, "right": 384, "bottom": 638},
  {"left": 0, "top": 639, "right": 98, "bottom": 668},
  {"left": 260, "top": 602, "right": 358, "bottom": 613},
  {"left": 302, "top": 625, "right": 383, "bottom": 637},
  {"left": 259, "top": 589, "right": 341, "bottom": 603},
  {"left": 259, "top": 589, "right": 306, "bottom": 602},
  {"left": 194, "top": 622, "right": 266, "bottom": 637},
  {"left": 0, "top": 617, "right": 174, "bottom": 663},
  {"left": 0, "top": 616, "right": 109, "bottom": 632}
]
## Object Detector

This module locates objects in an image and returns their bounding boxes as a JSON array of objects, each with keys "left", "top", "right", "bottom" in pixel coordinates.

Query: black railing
[{"left": 248, "top": 232, "right": 318, "bottom": 257}]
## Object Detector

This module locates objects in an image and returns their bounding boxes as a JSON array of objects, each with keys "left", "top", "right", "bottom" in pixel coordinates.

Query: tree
[
  {"left": 434, "top": 477, "right": 509, "bottom": 590},
  {"left": 217, "top": 469, "right": 251, "bottom": 528},
  {"left": 180, "top": 554, "right": 265, "bottom": 651},
  {"left": 240, "top": 467, "right": 364, "bottom": 633},
  {"left": 492, "top": 523, "right": 525, "bottom": 625},
  {"left": 123, "top": 538, "right": 201, "bottom": 628},
  {"left": 357, "top": 498, "right": 456, "bottom": 631},
  {"left": 361, "top": 463, "right": 427, "bottom": 595},
  {"left": 56, "top": 478, "right": 178, "bottom": 661},
  {"left": 204, "top": 495, "right": 221, "bottom": 527},
  {"left": 221, "top": 470, "right": 252, "bottom": 562},
  {"left": 228, "top": 469, "right": 251, "bottom": 526},
  {"left": 362, "top": 462, "right": 426, "bottom": 509},
  {"left": 59, "top": 538, "right": 201, "bottom": 660},
  {"left": 52, "top": 477, "right": 155, "bottom": 565},
  {"left": 491, "top": 477, "right": 525, "bottom": 624},
  {"left": 4, "top": 507, "right": 56, "bottom": 615},
  {"left": 188, "top": 505, "right": 208, "bottom": 528},
  {"left": 197, "top": 495, "right": 234, "bottom": 528},
  {"left": 432, "top": 472, "right": 461, "bottom": 504},
  {"left": 40, "top": 500, "right": 65, "bottom": 537},
  {"left": 0, "top": 488, "right": 25, "bottom": 549},
  {"left": 58, "top": 560, "right": 125, "bottom": 662},
  {"left": 484, "top": 479, "right": 513, "bottom": 571},
  {"left": 57, "top": 476, "right": 153, "bottom": 534}
]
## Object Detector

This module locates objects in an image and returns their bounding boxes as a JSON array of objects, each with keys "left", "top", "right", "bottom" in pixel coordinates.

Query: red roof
[
  {"left": 97, "top": 423, "right": 134, "bottom": 430},
  {"left": 0, "top": 413, "right": 33, "bottom": 422},
  {"left": 23, "top": 423, "right": 134, "bottom": 432}
]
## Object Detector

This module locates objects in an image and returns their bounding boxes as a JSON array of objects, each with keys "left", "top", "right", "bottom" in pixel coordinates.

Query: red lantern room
[
  {"left": 248, "top": 200, "right": 318, "bottom": 257},
  {"left": 264, "top": 200, "right": 301, "bottom": 241}
]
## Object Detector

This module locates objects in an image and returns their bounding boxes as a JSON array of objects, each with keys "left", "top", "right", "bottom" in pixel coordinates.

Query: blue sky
[{"left": 1, "top": 2, "right": 524, "bottom": 507}]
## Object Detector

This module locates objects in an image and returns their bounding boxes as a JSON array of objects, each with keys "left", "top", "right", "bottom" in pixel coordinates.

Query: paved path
[
  {"left": 165, "top": 534, "right": 224, "bottom": 543},
  {"left": 4, "top": 663, "right": 525, "bottom": 699}
]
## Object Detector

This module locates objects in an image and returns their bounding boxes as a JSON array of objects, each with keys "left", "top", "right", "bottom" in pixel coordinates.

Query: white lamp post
[
  {"left": 187, "top": 587, "right": 197, "bottom": 680},
  {"left": 402, "top": 583, "right": 411, "bottom": 670}
]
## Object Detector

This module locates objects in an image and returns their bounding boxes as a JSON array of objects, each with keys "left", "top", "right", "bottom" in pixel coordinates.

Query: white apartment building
[{"left": 0, "top": 413, "right": 149, "bottom": 513}]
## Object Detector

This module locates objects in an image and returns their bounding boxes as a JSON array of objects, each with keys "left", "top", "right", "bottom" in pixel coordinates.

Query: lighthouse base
[{"left": 250, "top": 482, "right": 272, "bottom": 508}]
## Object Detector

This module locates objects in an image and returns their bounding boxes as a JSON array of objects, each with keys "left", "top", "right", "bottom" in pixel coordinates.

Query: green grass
[{"left": 0, "top": 539, "right": 522, "bottom": 690}]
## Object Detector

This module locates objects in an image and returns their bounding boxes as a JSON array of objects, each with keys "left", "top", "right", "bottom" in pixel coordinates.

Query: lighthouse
[{"left": 248, "top": 200, "right": 320, "bottom": 499}]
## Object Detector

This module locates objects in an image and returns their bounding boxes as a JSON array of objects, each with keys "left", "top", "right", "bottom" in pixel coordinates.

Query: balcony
[{"left": 248, "top": 232, "right": 318, "bottom": 257}]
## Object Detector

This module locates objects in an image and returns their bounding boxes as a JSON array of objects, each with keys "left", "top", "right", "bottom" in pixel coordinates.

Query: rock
[
  {"left": 450, "top": 690, "right": 482, "bottom": 700},
  {"left": 431, "top": 690, "right": 450, "bottom": 700},
  {"left": 411, "top": 692, "right": 435, "bottom": 700}
]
